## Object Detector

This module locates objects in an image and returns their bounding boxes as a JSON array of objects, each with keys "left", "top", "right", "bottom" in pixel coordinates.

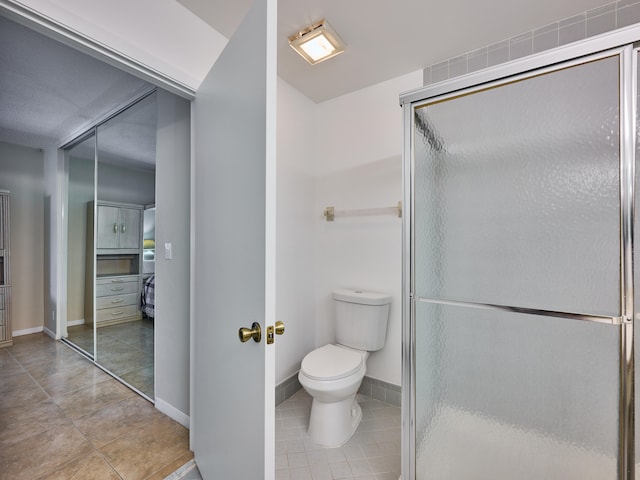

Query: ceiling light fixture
[{"left": 288, "top": 19, "right": 345, "bottom": 65}]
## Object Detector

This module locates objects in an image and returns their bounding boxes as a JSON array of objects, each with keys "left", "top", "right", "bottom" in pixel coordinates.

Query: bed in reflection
[{"left": 141, "top": 274, "right": 155, "bottom": 318}]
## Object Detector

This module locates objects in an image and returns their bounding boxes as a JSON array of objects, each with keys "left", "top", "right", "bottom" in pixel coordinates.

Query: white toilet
[{"left": 298, "top": 288, "right": 392, "bottom": 447}]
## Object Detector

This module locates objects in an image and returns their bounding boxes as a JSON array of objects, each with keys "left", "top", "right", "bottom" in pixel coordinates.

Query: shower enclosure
[{"left": 401, "top": 36, "right": 640, "bottom": 480}]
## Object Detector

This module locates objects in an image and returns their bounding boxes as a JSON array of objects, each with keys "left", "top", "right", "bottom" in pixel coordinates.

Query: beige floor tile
[
  {"left": 14, "top": 345, "right": 83, "bottom": 370},
  {"left": 1, "top": 424, "right": 94, "bottom": 479},
  {"left": 101, "top": 416, "right": 190, "bottom": 479},
  {"left": 0, "top": 369, "right": 38, "bottom": 394},
  {"left": 36, "top": 451, "right": 121, "bottom": 480},
  {"left": 0, "top": 399, "right": 71, "bottom": 448},
  {"left": 37, "top": 362, "right": 112, "bottom": 397},
  {"left": 26, "top": 350, "right": 93, "bottom": 380},
  {"left": 0, "top": 378, "right": 49, "bottom": 408},
  {"left": 73, "top": 395, "right": 163, "bottom": 447},
  {"left": 4, "top": 331, "right": 190, "bottom": 480},
  {"left": 9, "top": 339, "right": 63, "bottom": 361},
  {"left": 144, "top": 450, "right": 194, "bottom": 480},
  {"left": 0, "top": 348, "right": 22, "bottom": 372},
  {"left": 10, "top": 332, "right": 53, "bottom": 345},
  {"left": 52, "top": 377, "right": 137, "bottom": 419}
]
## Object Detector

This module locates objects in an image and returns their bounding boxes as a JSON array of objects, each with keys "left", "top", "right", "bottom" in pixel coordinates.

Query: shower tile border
[
  {"left": 423, "top": 0, "right": 640, "bottom": 86},
  {"left": 359, "top": 376, "right": 401, "bottom": 406},
  {"left": 275, "top": 372, "right": 401, "bottom": 407},
  {"left": 275, "top": 372, "right": 302, "bottom": 406}
]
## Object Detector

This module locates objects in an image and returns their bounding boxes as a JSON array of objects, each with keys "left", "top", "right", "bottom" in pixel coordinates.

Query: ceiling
[
  {"left": 0, "top": 15, "right": 156, "bottom": 165},
  {"left": 0, "top": 0, "right": 619, "bottom": 155},
  {"left": 179, "top": 0, "right": 608, "bottom": 102}
]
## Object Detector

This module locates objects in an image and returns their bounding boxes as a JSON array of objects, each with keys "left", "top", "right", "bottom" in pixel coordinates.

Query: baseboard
[
  {"left": 43, "top": 326, "right": 56, "bottom": 340},
  {"left": 13, "top": 326, "right": 43, "bottom": 337},
  {"left": 66, "top": 319, "right": 85, "bottom": 327},
  {"left": 155, "top": 397, "right": 190, "bottom": 429}
]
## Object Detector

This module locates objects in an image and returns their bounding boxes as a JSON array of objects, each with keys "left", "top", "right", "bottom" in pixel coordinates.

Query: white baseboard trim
[
  {"left": 43, "top": 326, "right": 56, "bottom": 340},
  {"left": 155, "top": 397, "right": 190, "bottom": 429},
  {"left": 66, "top": 319, "right": 85, "bottom": 327},
  {"left": 13, "top": 326, "right": 43, "bottom": 337}
]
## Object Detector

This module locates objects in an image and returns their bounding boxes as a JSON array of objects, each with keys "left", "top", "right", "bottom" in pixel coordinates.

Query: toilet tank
[{"left": 333, "top": 289, "right": 392, "bottom": 351}]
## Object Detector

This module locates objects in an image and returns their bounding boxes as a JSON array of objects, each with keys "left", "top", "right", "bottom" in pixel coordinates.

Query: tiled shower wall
[{"left": 424, "top": 0, "right": 640, "bottom": 85}]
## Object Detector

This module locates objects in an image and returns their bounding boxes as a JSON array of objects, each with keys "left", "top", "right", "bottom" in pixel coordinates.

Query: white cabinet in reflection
[
  {"left": 96, "top": 203, "right": 141, "bottom": 251},
  {"left": 85, "top": 201, "right": 143, "bottom": 327}
]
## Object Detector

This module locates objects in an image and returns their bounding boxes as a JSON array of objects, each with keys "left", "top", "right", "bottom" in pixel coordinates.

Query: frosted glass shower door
[{"left": 412, "top": 53, "right": 623, "bottom": 479}]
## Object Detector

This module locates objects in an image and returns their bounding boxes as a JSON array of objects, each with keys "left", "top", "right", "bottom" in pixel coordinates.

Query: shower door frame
[{"left": 400, "top": 26, "right": 640, "bottom": 480}]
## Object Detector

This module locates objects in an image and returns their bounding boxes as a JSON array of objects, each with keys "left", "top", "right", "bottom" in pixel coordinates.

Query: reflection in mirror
[
  {"left": 64, "top": 133, "right": 96, "bottom": 357},
  {"left": 94, "top": 91, "right": 156, "bottom": 399}
]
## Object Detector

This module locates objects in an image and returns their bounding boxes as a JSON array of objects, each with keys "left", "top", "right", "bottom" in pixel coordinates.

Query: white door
[{"left": 191, "top": 0, "right": 277, "bottom": 478}]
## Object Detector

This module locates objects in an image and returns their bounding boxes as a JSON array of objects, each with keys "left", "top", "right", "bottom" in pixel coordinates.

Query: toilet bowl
[
  {"left": 298, "top": 289, "right": 392, "bottom": 447},
  {"left": 298, "top": 344, "right": 369, "bottom": 447}
]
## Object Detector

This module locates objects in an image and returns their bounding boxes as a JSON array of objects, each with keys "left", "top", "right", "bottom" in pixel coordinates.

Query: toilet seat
[{"left": 301, "top": 344, "right": 364, "bottom": 381}]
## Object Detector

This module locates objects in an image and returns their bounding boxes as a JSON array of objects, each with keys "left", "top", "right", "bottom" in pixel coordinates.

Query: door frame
[{"left": 401, "top": 26, "right": 640, "bottom": 480}]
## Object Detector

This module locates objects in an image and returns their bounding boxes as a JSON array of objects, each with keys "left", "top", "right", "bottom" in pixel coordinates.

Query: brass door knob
[
  {"left": 239, "top": 322, "right": 262, "bottom": 343},
  {"left": 275, "top": 321, "right": 285, "bottom": 335}
]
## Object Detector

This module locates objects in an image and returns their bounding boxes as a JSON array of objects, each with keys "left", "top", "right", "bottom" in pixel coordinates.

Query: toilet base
[{"left": 307, "top": 393, "right": 362, "bottom": 447}]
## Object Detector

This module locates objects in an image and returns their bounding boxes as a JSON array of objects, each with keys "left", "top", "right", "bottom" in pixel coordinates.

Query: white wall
[
  {"left": 0, "top": 141, "right": 45, "bottom": 333},
  {"left": 312, "top": 71, "right": 422, "bottom": 385},
  {"left": 275, "top": 78, "right": 317, "bottom": 384},
  {"left": 312, "top": 71, "right": 422, "bottom": 177},
  {"left": 276, "top": 71, "right": 422, "bottom": 387},
  {"left": 313, "top": 158, "right": 403, "bottom": 384}
]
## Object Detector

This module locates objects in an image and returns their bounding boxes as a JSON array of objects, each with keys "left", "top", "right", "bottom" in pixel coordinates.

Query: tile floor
[
  {"left": 184, "top": 389, "right": 402, "bottom": 480},
  {"left": 0, "top": 333, "right": 191, "bottom": 480},
  {"left": 67, "top": 317, "right": 154, "bottom": 398},
  {"left": 275, "top": 390, "right": 401, "bottom": 480}
]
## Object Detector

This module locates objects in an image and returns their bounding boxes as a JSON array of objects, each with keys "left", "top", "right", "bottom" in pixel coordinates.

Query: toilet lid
[{"left": 301, "top": 344, "right": 364, "bottom": 381}]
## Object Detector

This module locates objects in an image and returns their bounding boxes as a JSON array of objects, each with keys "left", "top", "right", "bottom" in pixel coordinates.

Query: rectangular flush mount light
[{"left": 288, "top": 19, "right": 345, "bottom": 65}]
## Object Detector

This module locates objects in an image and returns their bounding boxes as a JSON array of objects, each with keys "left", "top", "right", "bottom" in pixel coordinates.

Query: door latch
[{"left": 266, "top": 321, "right": 285, "bottom": 345}]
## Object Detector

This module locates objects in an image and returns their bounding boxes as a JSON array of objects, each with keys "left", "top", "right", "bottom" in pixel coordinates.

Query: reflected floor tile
[
  {"left": 98, "top": 349, "right": 152, "bottom": 378},
  {"left": 119, "top": 365, "right": 154, "bottom": 398}
]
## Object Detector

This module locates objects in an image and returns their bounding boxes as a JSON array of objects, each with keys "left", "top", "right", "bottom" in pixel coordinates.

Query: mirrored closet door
[
  {"left": 63, "top": 91, "right": 157, "bottom": 400},
  {"left": 64, "top": 133, "right": 96, "bottom": 358}
]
